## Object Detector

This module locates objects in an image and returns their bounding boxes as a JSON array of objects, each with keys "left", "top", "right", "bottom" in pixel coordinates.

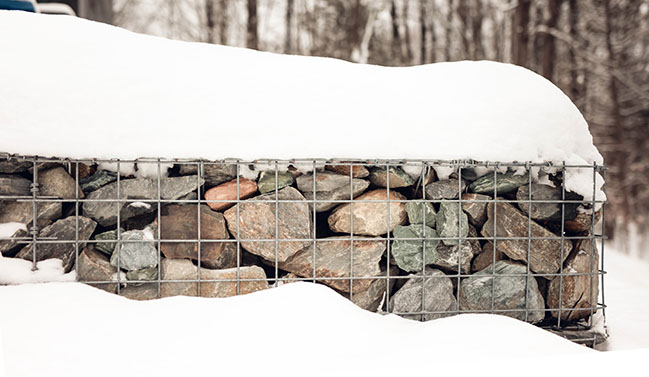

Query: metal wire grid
[{"left": 0, "top": 154, "right": 606, "bottom": 344}]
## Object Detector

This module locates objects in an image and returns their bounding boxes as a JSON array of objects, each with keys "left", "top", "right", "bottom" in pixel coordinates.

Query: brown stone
[
  {"left": 0, "top": 200, "right": 61, "bottom": 256},
  {"left": 159, "top": 204, "right": 235, "bottom": 269},
  {"left": 120, "top": 283, "right": 159, "bottom": 300},
  {"left": 461, "top": 193, "right": 490, "bottom": 226},
  {"left": 328, "top": 189, "right": 407, "bottom": 236},
  {"left": 204, "top": 177, "right": 257, "bottom": 211},
  {"left": 564, "top": 208, "right": 602, "bottom": 234},
  {"left": 223, "top": 187, "right": 312, "bottom": 263},
  {"left": 325, "top": 164, "right": 370, "bottom": 178},
  {"left": 481, "top": 202, "right": 572, "bottom": 276},
  {"left": 471, "top": 242, "right": 505, "bottom": 272},
  {"left": 547, "top": 239, "right": 599, "bottom": 321},
  {"left": 344, "top": 265, "right": 398, "bottom": 312},
  {"left": 279, "top": 237, "right": 386, "bottom": 293},
  {"left": 160, "top": 259, "right": 268, "bottom": 298},
  {"left": 296, "top": 171, "right": 369, "bottom": 212},
  {"left": 77, "top": 163, "right": 96, "bottom": 179},
  {"left": 38, "top": 166, "right": 85, "bottom": 199},
  {"left": 77, "top": 247, "right": 117, "bottom": 293}
]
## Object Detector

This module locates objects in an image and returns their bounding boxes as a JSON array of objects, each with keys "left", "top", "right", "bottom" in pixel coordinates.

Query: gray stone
[
  {"left": 325, "top": 164, "right": 370, "bottom": 178},
  {"left": 120, "top": 283, "right": 159, "bottom": 300},
  {"left": 391, "top": 225, "right": 439, "bottom": 272},
  {"left": 296, "top": 171, "right": 369, "bottom": 212},
  {"left": 83, "top": 175, "right": 204, "bottom": 226},
  {"left": 0, "top": 200, "right": 61, "bottom": 256},
  {"left": 0, "top": 174, "right": 31, "bottom": 196},
  {"left": 178, "top": 163, "right": 236, "bottom": 187},
  {"left": 16, "top": 216, "right": 96, "bottom": 272},
  {"left": 77, "top": 247, "right": 118, "bottom": 293},
  {"left": 0, "top": 160, "right": 31, "bottom": 173},
  {"left": 160, "top": 259, "right": 268, "bottom": 298},
  {"left": 436, "top": 202, "right": 469, "bottom": 246},
  {"left": 424, "top": 178, "right": 465, "bottom": 200},
  {"left": 405, "top": 201, "right": 436, "bottom": 227},
  {"left": 459, "top": 261, "right": 545, "bottom": 323},
  {"left": 126, "top": 267, "right": 158, "bottom": 282},
  {"left": 38, "top": 167, "right": 84, "bottom": 199},
  {"left": 516, "top": 184, "right": 580, "bottom": 221},
  {"left": 389, "top": 268, "right": 457, "bottom": 321},
  {"left": 368, "top": 167, "right": 415, "bottom": 188},
  {"left": 93, "top": 229, "right": 124, "bottom": 256},
  {"left": 110, "top": 230, "right": 158, "bottom": 271},
  {"left": 345, "top": 266, "right": 399, "bottom": 312},
  {"left": 279, "top": 237, "right": 386, "bottom": 292},
  {"left": 461, "top": 193, "right": 490, "bottom": 226},
  {"left": 223, "top": 187, "right": 312, "bottom": 263},
  {"left": 258, "top": 171, "right": 294, "bottom": 194},
  {"left": 79, "top": 170, "right": 117, "bottom": 193},
  {"left": 433, "top": 225, "right": 480, "bottom": 273},
  {"left": 328, "top": 189, "right": 407, "bottom": 236},
  {"left": 547, "top": 239, "right": 599, "bottom": 321},
  {"left": 469, "top": 171, "right": 529, "bottom": 195},
  {"left": 481, "top": 202, "right": 572, "bottom": 275}
]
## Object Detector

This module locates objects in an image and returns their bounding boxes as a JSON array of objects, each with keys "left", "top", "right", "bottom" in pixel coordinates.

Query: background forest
[{"left": 43, "top": 0, "right": 649, "bottom": 257}]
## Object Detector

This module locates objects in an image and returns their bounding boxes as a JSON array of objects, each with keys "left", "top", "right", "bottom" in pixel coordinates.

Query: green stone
[
  {"left": 126, "top": 266, "right": 158, "bottom": 282},
  {"left": 257, "top": 171, "right": 294, "bottom": 194},
  {"left": 94, "top": 228, "right": 124, "bottom": 256},
  {"left": 436, "top": 202, "right": 469, "bottom": 246},
  {"left": 405, "top": 201, "right": 436, "bottom": 228},
  {"left": 391, "top": 225, "right": 439, "bottom": 272},
  {"left": 368, "top": 167, "right": 415, "bottom": 188},
  {"left": 468, "top": 171, "right": 529, "bottom": 195}
]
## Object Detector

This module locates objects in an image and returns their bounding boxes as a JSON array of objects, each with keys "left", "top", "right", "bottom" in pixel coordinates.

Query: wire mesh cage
[{"left": 0, "top": 154, "right": 607, "bottom": 346}]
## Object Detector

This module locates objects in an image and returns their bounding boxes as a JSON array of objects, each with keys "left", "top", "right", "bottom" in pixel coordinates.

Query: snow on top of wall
[{"left": 0, "top": 11, "right": 604, "bottom": 202}]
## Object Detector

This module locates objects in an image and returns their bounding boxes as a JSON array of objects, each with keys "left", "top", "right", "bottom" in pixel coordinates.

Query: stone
[
  {"left": 481, "top": 202, "right": 572, "bottom": 275},
  {"left": 160, "top": 259, "right": 268, "bottom": 298},
  {"left": 278, "top": 237, "right": 386, "bottom": 292},
  {"left": 469, "top": 171, "right": 529, "bottom": 195},
  {"left": 471, "top": 242, "right": 504, "bottom": 273},
  {"left": 328, "top": 189, "right": 407, "bottom": 236},
  {"left": 79, "top": 170, "right": 117, "bottom": 193},
  {"left": 389, "top": 268, "right": 457, "bottom": 321},
  {"left": 77, "top": 246, "right": 118, "bottom": 293},
  {"left": 83, "top": 175, "right": 204, "bottom": 226},
  {"left": 16, "top": 216, "right": 97, "bottom": 272},
  {"left": 433, "top": 225, "right": 480, "bottom": 273},
  {"left": 159, "top": 204, "right": 235, "bottom": 269},
  {"left": 424, "top": 178, "right": 465, "bottom": 200},
  {"left": 126, "top": 267, "right": 158, "bottom": 282},
  {"left": 120, "top": 284, "right": 159, "bottom": 300},
  {"left": 547, "top": 239, "right": 599, "bottom": 321},
  {"left": 77, "top": 163, "right": 96, "bottom": 179},
  {"left": 391, "top": 225, "right": 439, "bottom": 272},
  {"left": 110, "top": 230, "right": 158, "bottom": 271},
  {"left": 343, "top": 265, "right": 399, "bottom": 312},
  {"left": 296, "top": 171, "right": 369, "bottom": 212},
  {"left": 459, "top": 261, "right": 545, "bottom": 323},
  {"left": 0, "top": 174, "right": 31, "bottom": 196},
  {"left": 178, "top": 163, "right": 237, "bottom": 187},
  {"left": 204, "top": 177, "right": 258, "bottom": 212},
  {"left": 325, "top": 164, "right": 370, "bottom": 178},
  {"left": 564, "top": 207, "right": 602, "bottom": 234},
  {"left": 436, "top": 202, "right": 469, "bottom": 246},
  {"left": 516, "top": 184, "right": 580, "bottom": 221},
  {"left": 461, "top": 193, "right": 490, "bottom": 226},
  {"left": 223, "top": 187, "right": 312, "bottom": 263},
  {"left": 93, "top": 229, "right": 124, "bottom": 256},
  {"left": 368, "top": 166, "right": 415, "bottom": 188},
  {"left": 405, "top": 201, "right": 436, "bottom": 227},
  {"left": 38, "top": 166, "right": 84, "bottom": 199},
  {"left": 257, "top": 171, "right": 294, "bottom": 194},
  {"left": 0, "top": 200, "right": 61, "bottom": 256},
  {"left": 0, "top": 159, "right": 31, "bottom": 173}
]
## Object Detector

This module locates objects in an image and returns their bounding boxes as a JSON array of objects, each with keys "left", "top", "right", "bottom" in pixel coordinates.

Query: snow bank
[
  {"left": 0, "top": 223, "right": 26, "bottom": 239},
  {"left": 0, "top": 257, "right": 75, "bottom": 284},
  {"left": 0, "top": 11, "right": 604, "bottom": 202}
]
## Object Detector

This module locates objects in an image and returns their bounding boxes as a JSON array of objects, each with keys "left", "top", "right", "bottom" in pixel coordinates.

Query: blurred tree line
[{"left": 71, "top": 0, "right": 649, "bottom": 247}]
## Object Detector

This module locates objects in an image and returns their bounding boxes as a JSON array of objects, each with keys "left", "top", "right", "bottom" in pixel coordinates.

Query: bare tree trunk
[
  {"left": 285, "top": 0, "right": 294, "bottom": 53},
  {"left": 402, "top": 0, "right": 414, "bottom": 63},
  {"left": 218, "top": 0, "right": 229, "bottom": 45},
  {"left": 567, "top": 0, "right": 580, "bottom": 99},
  {"left": 445, "top": 0, "right": 454, "bottom": 60},
  {"left": 420, "top": 0, "right": 427, "bottom": 64},
  {"left": 471, "top": 0, "right": 484, "bottom": 59},
  {"left": 541, "top": 0, "right": 561, "bottom": 81},
  {"left": 457, "top": 0, "right": 471, "bottom": 59},
  {"left": 205, "top": 0, "right": 216, "bottom": 43},
  {"left": 390, "top": 0, "right": 402, "bottom": 61},
  {"left": 429, "top": 1, "right": 437, "bottom": 62},
  {"left": 511, "top": 0, "right": 531, "bottom": 67},
  {"left": 247, "top": 0, "right": 258, "bottom": 49},
  {"left": 79, "top": 0, "right": 113, "bottom": 24}
]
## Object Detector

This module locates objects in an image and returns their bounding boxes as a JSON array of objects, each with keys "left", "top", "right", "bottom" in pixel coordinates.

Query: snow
[
  {"left": 0, "top": 282, "right": 644, "bottom": 377},
  {"left": 0, "top": 223, "right": 26, "bottom": 239},
  {"left": 0, "top": 11, "right": 604, "bottom": 203},
  {"left": 0, "top": 258, "right": 75, "bottom": 284}
]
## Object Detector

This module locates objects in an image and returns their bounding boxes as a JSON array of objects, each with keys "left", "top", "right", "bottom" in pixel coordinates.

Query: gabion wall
[{"left": 0, "top": 155, "right": 606, "bottom": 344}]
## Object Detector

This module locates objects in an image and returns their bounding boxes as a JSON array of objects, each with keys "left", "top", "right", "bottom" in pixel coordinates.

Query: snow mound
[
  {"left": 0, "top": 11, "right": 604, "bottom": 202},
  {"left": 0, "top": 257, "right": 75, "bottom": 284},
  {"left": 0, "top": 282, "right": 646, "bottom": 377}
]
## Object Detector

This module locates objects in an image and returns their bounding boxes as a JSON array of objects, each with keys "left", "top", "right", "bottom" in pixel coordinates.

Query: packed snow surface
[
  {"left": 0, "top": 11, "right": 604, "bottom": 201},
  {"left": 0, "top": 282, "right": 645, "bottom": 377},
  {"left": 0, "top": 257, "right": 75, "bottom": 285},
  {"left": 0, "top": 223, "right": 26, "bottom": 239}
]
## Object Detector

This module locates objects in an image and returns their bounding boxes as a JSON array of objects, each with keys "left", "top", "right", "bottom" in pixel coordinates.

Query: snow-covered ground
[{"left": 0, "top": 246, "right": 647, "bottom": 377}]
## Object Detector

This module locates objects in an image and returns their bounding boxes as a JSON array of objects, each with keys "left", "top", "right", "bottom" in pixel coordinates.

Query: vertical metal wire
[
  {"left": 420, "top": 162, "right": 427, "bottom": 321},
  {"left": 490, "top": 163, "right": 498, "bottom": 313},
  {"left": 524, "top": 163, "right": 532, "bottom": 323},
  {"left": 74, "top": 162, "right": 80, "bottom": 281},
  {"left": 589, "top": 162, "right": 597, "bottom": 326},
  {"left": 557, "top": 162, "right": 567, "bottom": 326},
  {"left": 116, "top": 160, "right": 121, "bottom": 295},
  {"left": 274, "top": 161, "right": 279, "bottom": 285},
  {"left": 456, "top": 163, "right": 463, "bottom": 314},
  {"left": 30, "top": 157, "right": 38, "bottom": 271},
  {"left": 600, "top": 166, "right": 607, "bottom": 320},
  {"left": 236, "top": 161, "right": 241, "bottom": 295},
  {"left": 196, "top": 160, "right": 202, "bottom": 296},
  {"left": 349, "top": 161, "right": 354, "bottom": 298},
  {"left": 385, "top": 162, "right": 391, "bottom": 312},
  {"left": 312, "top": 160, "right": 317, "bottom": 284}
]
